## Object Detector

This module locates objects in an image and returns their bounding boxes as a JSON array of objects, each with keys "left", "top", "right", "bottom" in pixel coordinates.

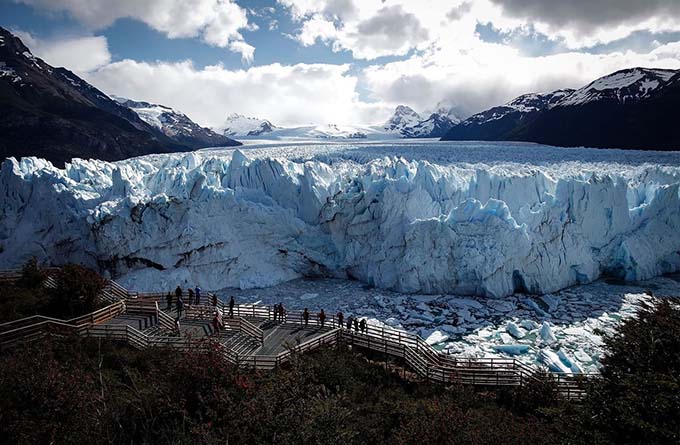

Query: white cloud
[
  {"left": 228, "top": 40, "right": 255, "bottom": 64},
  {"left": 281, "top": 0, "right": 434, "bottom": 59},
  {"left": 12, "top": 0, "right": 680, "bottom": 128},
  {"left": 362, "top": 40, "right": 680, "bottom": 117},
  {"left": 16, "top": 0, "right": 255, "bottom": 61},
  {"left": 13, "top": 31, "right": 111, "bottom": 73},
  {"left": 84, "top": 59, "right": 387, "bottom": 128}
]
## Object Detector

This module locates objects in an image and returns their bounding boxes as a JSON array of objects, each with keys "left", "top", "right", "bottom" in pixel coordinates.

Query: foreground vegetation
[
  {"left": 0, "top": 262, "right": 678, "bottom": 444},
  {"left": 0, "top": 336, "right": 573, "bottom": 444},
  {"left": 0, "top": 259, "right": 105, "bottom": 323}
]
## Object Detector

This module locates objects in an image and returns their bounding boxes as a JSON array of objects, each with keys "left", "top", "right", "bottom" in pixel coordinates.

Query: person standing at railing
[
  {"left": 212, "top": 294, "right": 217, "bottom": 307},
  {"left": 360, "top": 318, "right": 367, "bottom": 334},
  {"left": 302, "top": 308, "right": 309, "bottom": 327},
  {"left": 278, "top": 303, "right": 286, "bottom": 322},
  {"left": 166, "top": 292, "right": 172, "bottom": 311},
  {"left": 337, "top": 311, "right": 344, "bottom": 328},
  {"left": 175, "top": 286, "right": 182, "bottom": 300},
  {"left": 177, "top": 296, "right": 184, "bottom": 319},
  {"left": 188, "top": 288, "right": 194, "bottom": 306},
  {"left": 273, "top": 303, "right": 279, "bottom": 321},
  {"left": 212, "top": 311, "right": 221, "bottom": 333},
  {"left": 195, "top": 286, "right": 201, "bottom": 305},
  {"left": 346, "top": 316, "right": 353, "bottom": 331},
  {"left": 353, "top": 318, "right": 359, "bottom": 332},
  {"left": 318, "top": 309, "right": 326, "bottom": 327},
  {"left": 228, "top": 296, "right": 235, "bottom": 318}
]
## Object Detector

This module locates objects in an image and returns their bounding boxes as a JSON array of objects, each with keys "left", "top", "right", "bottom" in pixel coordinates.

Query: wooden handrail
[{"left": 0, "top": 268, "right": 593, "bottom": 398}]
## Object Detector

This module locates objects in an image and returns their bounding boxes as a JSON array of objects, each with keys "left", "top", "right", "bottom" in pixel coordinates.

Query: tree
[
  {"left": 582, "top": 299, "right": 680, "bottom": 444},
  {"left": 49, "top": 264, "right": 105, "bottom": 318},
  {"left": 17, "top": 257, "right": 47, "bottom": 289}
]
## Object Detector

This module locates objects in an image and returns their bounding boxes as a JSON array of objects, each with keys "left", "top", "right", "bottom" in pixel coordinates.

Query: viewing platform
[{"left": 0, "top": 269, "right": 591, "bottom": 400}]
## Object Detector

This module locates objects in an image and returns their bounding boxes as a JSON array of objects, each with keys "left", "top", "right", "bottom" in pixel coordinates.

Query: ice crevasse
[{"left": 1, "top": 150, "right": 679, "bottom": 297}]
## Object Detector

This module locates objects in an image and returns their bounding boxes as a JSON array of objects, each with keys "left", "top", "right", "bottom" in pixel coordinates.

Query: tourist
[
  {"left": 302, "top": 308, "right": 309, "bottom": 327},
  {"left": 318, "top": 309, "right": 326, "bottom": 327},
  {"left": 212, "top": 312, "right": 221, "bottom": 333},
  {"left": 353, "top": 318, "right": 359, "bottom": 332},
  {"left": 188, "top": 288, "right": 194, "bottom": 306},
  {"left": 278, "top": 303, "right": 285, "bottom": 321},
  {"left": 360, "top": 318, "right": 367, "bottom": 334},
  {"left": 346, "top": 316, "right": 353, "bottom": 331},
  {"left": 273, "top": 303, "right": 279, "bottom": 321},
  {"left": 174, "top": 285, "right": 182, "bottom": 304},
  {"left": 337, "top": 311, "right": 344, "bottom": 328},
  {"left": 229, "top": 296, "right": 235, "bottom": 318},
  {"left": 212, "top": 294, "right": 217, "bottom": 307},
  {"left": 195, "top": 286, "right": 201, "bottom": 305},
  {"left": 166, "top": 292, "right": 172, "bottom": 311},
  {"left": 177, "top": 296, "right": 184, "bottom": 318}
]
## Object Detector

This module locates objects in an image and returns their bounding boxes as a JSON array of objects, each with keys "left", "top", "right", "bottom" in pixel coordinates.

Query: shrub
[
  {"left": 17, "top": 257, "right": 47, "bottom": 289},
  {"left": 581, "top": 299, "right": 680, "bottom": 444},
  {"left": 48, "top": 264, "right": 106, "bottom": 318}
]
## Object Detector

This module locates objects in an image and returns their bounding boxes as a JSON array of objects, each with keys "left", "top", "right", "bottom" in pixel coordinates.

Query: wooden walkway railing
[{"left": 0, "top": 269, "right": 592, "bottom": 399}]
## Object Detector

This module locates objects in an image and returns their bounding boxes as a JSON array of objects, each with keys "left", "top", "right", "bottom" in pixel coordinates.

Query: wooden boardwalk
[{"left": 0, "top": 269, "right": 593, "bottom": 400}]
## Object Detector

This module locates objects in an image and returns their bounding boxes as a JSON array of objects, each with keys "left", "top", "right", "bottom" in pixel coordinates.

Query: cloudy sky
[{"left": 3, "top": 0, "right": 680, "bottom": 128}]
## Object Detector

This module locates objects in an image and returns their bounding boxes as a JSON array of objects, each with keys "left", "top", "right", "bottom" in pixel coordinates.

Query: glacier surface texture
[{"left": 1, "top": 142, "right": 680, "bottom": 297}]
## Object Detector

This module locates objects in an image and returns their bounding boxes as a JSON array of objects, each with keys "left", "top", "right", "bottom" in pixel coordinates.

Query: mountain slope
[
  {"left": 441, "top": 90, "right": 573, "bottom": 141},
  {"left": 0, "top": 27, "right": 237, "bottom": 167},
  {"left": 115, "top": 97, "right": 238, "bottom": 149},
  {"left": 508, "top": 68, "right": 680, "bottom": 150},
  {"left": 442, "top": 67, "right": 680, "bottom": 150}
]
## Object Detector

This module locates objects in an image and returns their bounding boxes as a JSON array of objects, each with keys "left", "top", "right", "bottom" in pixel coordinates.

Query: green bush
[
  {"left": 580, "top": 299, "right": 680, "bottom": 444},
  {"left": 48, "top": 264, "right": 106, "bottom": 318},
  {"left": 0, "top": 338, "right": 566, "bottom": 445},
  {"left": 17, "top": 257, "right": 47, "bottom": 289}
]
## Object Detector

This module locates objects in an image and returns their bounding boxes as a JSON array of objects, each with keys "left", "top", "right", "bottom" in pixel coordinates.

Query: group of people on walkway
[
  {"left": 298, "top": 308, "right": 367, "bottom": 333},
  {"left": 166, "top": 285, "right": 202, "bottom": 315},
  {"left": 273, "top": 303, "right": 287, "bottom": 321}
]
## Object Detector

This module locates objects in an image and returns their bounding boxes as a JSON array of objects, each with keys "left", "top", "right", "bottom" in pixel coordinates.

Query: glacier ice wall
[{"left": 1, "top": 151, "right": 680, "bottom": 297}]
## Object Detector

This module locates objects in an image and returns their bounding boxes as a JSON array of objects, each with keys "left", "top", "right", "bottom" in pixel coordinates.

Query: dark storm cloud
[{"left": 490, "top": 0, "right": 680, "bottom": 33}]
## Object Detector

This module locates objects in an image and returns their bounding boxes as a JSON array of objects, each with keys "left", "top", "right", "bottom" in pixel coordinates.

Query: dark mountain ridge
[
  {"left": 0, "top": 27, "right": 239, "bottom": 167},
  {"left": 442, "top": 67, "right": 680, "bottom": 151}
]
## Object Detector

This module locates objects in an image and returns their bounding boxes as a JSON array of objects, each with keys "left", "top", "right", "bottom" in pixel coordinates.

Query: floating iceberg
[{"left": 1, "top": 145, "right": 680, "bottom": 297}]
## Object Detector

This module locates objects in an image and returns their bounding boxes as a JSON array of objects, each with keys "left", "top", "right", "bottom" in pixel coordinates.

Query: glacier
[{"left": 1, "top": 141, "right": 680, "bottom": 298}]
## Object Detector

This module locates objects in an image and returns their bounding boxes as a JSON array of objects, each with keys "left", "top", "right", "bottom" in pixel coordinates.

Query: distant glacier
[{"left": 1, "top": 140, "right": 680, "bottom": 298}]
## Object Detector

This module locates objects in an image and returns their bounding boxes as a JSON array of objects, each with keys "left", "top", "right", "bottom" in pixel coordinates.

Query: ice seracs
[{"left": 2, "top": 143, "right": 680, "bottom": 299}]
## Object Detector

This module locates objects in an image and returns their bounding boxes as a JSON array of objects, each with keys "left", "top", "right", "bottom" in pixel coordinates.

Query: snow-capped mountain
[
  {"left": 383, "top": 105, "right": 422, "bottom": 134},
  {"left": 383, "top": 105, "right": 460, "bottom": 138},
  {"left": 221, "top": 113, "right": 276, "bottom": 137},
  {"left": 510, "top": 67, "right": 680, "bottom": 150},
  {"left": 0, "top": 27, "right": 239, "bottom": 166},
  {"left": 115, "top": 97, "right": 237, "bottom": 149},
  {"left": 443, "top": 66, "right": 680, "bottom": 150},
  {"left": 220, "top": 114, "right": 384, "bottom": 140},
  {"left": 442, "top": 90, "right": 573, "bottom": 141},
  {"left": 557, "top": 68, "right": 677, "bottom": 107}
]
